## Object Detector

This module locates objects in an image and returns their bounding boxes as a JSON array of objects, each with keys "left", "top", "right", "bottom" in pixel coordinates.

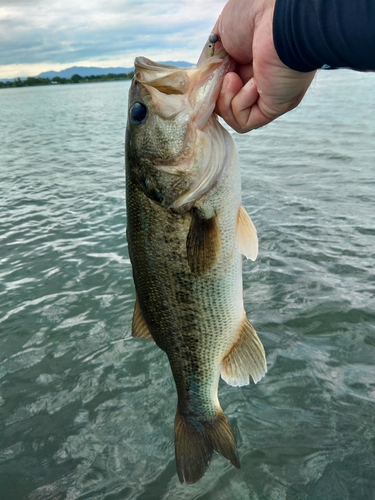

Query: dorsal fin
[
  {"left": 186, "top": 208, "right": 221, "bottom": 275},
  {"left": 221, "top": 315, "right": 267, "bottom": 386},
  {"left": 132, "top": 298, "right": 154, "bottom": 340},
  {"left": 237, "top": 205, "right": 258, "bottom": 261}
]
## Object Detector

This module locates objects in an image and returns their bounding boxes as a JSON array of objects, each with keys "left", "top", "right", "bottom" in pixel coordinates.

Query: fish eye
[{"left": 130, "top": 102, "right": 147, "bottom": 124}]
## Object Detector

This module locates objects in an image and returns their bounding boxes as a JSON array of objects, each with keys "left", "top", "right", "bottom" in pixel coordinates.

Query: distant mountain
[
  {"left": 38, "top": 61, "right": 194, "bottom": 80},
  {"left": 38, "top": 66, "right": 133, "bottom": 79}
]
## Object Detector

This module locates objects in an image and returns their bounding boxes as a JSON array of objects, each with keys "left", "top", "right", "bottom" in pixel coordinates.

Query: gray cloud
[{"left": 0, "top": 0, "right": 225, "bottom": 68}]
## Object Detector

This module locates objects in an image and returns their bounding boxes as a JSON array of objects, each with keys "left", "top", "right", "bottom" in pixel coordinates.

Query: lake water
[{"left": 1, "top": 71, "right": 375, "bottom": 500}]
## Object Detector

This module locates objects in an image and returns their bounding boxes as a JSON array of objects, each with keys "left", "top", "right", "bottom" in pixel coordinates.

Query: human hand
[{"left": 206, "top": 0, "right": 316, "bottom": 133}]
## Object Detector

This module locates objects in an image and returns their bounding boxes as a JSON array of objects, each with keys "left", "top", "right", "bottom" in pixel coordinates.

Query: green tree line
[{"left": 0, "top": 72, "right": 134, "bottom": 89}]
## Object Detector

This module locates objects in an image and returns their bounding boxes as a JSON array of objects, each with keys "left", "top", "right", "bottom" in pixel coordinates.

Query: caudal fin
[{"left": 174, "top": 408, "right": 240, "bottom": 484}]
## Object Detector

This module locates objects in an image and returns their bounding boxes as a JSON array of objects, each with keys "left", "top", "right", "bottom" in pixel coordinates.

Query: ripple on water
[{"left": 1, "top": 74, "right": 375, "bottom": 498}]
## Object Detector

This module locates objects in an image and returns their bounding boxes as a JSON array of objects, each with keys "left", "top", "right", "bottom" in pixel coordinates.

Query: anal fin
[
  {"left": 237, "top": 205, "right": 258, "bottom": 261},
  {"left": 186, "top": 208, "right": 221, "bottom": 275},
  {"left": 221, "top": 316, "right": 267, "bottom": 386},
  {"left": 132, "top": 298, "right": 154, "bottom": 340}
]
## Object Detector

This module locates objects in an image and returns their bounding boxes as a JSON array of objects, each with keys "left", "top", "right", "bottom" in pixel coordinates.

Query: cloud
[{"left": 0, "top": 0, "right": 227, "bottom": 78}]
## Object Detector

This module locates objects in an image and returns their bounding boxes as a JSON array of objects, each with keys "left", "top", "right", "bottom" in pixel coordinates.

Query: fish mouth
[
  {"left": 134, "top": 58, "right": 191, "bottom": 95},
  {"left": 134, "top": 51, "right": 234, "bottom": 127}
]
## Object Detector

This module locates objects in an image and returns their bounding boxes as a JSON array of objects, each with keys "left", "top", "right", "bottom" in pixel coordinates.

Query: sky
[{"left": 0, "top": 0, "right": 228, "bottom": 79}]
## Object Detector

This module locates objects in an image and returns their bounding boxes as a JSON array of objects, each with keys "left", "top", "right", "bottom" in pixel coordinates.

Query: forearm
[{"left": 273, "top": 0, "right": 375, "bottom": 72}]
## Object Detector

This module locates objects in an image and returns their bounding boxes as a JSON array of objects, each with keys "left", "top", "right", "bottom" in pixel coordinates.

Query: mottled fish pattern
[{"left": 125, "top": 51, "right": 267, "bottom": 484}]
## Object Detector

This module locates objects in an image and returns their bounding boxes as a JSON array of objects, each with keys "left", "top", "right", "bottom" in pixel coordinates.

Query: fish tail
[{"left": 174, "top": 408, "right": 240, "bottom": 484}]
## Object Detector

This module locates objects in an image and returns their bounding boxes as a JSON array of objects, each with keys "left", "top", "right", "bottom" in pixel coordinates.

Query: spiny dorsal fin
[
  {"left": 174, "top": 408, "right": 240, "bottom": 484},
  {"left": 221, "top": 316, "right": 267, "bottom": 386},
  {"left": 186, "top": 208, "right": 221, "bottom": 275},
  {"left": 132, "top": 298, "right": 154, "bottom": 340},
  {"left": 237, "top": 205, "right": 258, "bottom": 261}
]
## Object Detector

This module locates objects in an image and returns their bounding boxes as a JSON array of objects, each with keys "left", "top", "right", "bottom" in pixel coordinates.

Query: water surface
[{"left": 1, "top": 71, "right": 375, "bottom": 499}]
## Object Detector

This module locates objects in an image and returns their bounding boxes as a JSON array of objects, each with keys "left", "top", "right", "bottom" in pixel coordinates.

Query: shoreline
[{"left": 0, "top": 72, "right": 134, "bottom": 89}]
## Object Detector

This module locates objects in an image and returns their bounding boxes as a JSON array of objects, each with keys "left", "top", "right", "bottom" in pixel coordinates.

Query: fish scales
[{"left": 125, "top": 51, "right": 267, "bottom": 484}]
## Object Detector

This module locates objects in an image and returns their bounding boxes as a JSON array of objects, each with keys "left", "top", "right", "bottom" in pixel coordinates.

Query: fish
[{"left": 125, "top": 50, "right": 267, "bottom": 484}]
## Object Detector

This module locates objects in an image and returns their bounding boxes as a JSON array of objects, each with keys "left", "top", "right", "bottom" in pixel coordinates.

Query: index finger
[{"left": 216, "top": 73, "right": 273, "bottom": 132}]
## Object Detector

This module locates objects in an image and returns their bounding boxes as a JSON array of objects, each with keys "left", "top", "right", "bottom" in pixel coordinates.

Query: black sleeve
[{"left": 273, "top": 0, "right": 375, "bottom": 72}]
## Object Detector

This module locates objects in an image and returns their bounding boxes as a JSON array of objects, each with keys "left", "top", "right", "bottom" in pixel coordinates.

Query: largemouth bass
[{"left": 125, "top": 51, "right": 267, "bottom": 484}]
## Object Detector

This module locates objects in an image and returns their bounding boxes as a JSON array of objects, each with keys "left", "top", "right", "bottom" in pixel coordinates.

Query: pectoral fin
[
  {"left": 221, "top": 316, "right": 267, "bottom": 386},
  {"left": 237, "top": 205, "right": 258, "bottom": 261},
  {"left": 132, "top": 298, "right": 154, "bottom": 340},
  {"left": 186, "top": 208, "right": 221, "bottom": 275}
]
